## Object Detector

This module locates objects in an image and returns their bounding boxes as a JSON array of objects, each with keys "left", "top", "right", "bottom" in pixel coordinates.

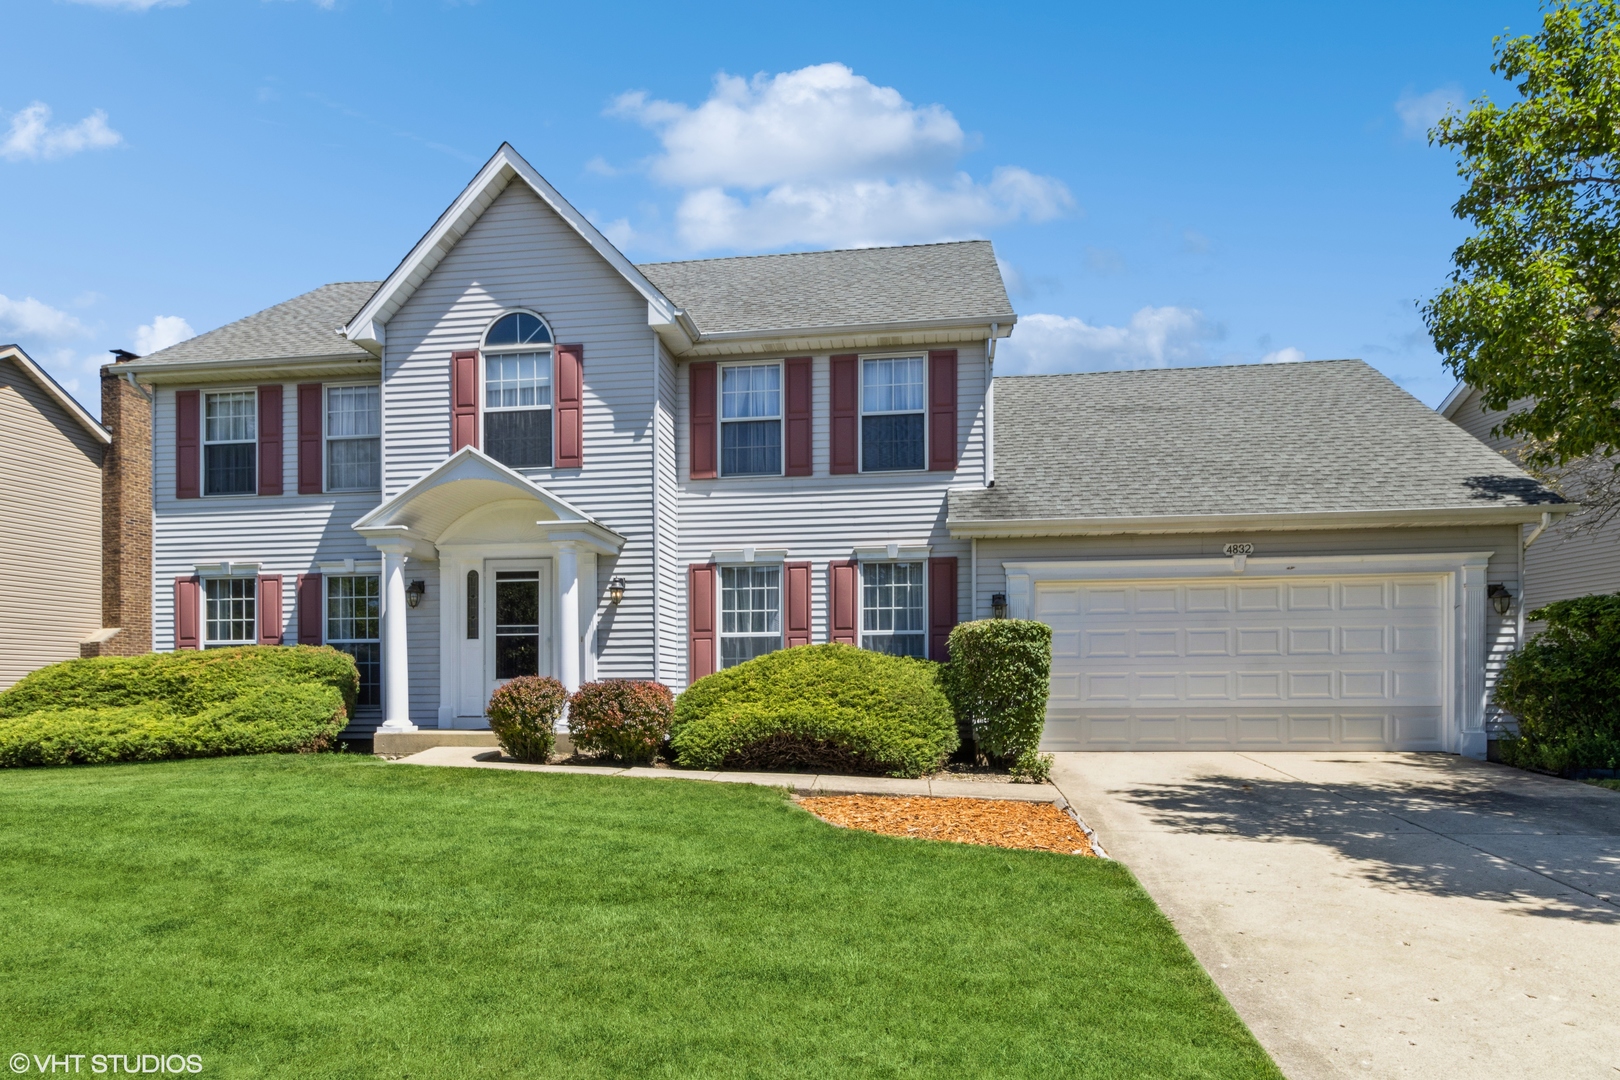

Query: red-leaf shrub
[
  {"left": 568, "top": 680, "right": 674, "bottom": 764},
  {"left": 487, "top": 676, "right": 567, "bottom": 763}
]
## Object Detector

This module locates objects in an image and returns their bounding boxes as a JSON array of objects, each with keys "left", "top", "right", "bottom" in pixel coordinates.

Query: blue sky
[{"left": 2, "top": 0, "right": 1543, "bottom": 413}]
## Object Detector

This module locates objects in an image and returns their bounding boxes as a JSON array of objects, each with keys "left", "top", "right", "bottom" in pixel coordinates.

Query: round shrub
[
  {"left": 940, "top": 619, "right": 1053, "bottom": 763},
  {"left": 1496, "top": 593, "right": 1620, "bottom": 774},
  {"left": 671, "top": 644, "right": 957, "bottom": 778},
  {"left": 487, "top": 676, "right": 568, "bottom": 763},
  {"left": 568, "top": 680, "right": 674, "bottom": 764}
]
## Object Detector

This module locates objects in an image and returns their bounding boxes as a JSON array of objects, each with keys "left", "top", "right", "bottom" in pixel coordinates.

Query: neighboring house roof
[
  {"left": 951, "top": 359, "right": 1567, "bottom": 536},
  {"left": 126, "top": 281, "right": 380, "bottom": 368},
  {"left": 0, "top": 344, "right": 110, "bottom": 445},
  {"left": 1437, "top": 380, "right": 1471, "bottom": 419},
  {"left": 636, "top": 241, "right": 1015, "bottom": 338}
]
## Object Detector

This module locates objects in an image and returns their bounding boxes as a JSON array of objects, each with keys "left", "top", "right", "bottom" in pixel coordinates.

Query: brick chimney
[{"left": 83, "top": 352, "right": 153, "bottom": 657}]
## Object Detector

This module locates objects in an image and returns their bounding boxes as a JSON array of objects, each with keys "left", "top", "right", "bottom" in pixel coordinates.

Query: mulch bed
[{"left": 799, "top": 795, "right": 1096, "bottom": 856}]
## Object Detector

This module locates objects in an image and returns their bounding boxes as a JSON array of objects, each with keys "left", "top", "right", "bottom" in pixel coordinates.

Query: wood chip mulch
[{"left": 799, "top": 795, "right": 1096, "bottom": 856}]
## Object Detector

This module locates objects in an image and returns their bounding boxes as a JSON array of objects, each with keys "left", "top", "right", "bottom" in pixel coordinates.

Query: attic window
[{"left": 482, "top": 311, "right": 553, "bottom": 469}]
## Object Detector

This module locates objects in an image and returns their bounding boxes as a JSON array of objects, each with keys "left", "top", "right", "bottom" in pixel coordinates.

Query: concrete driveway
[{"left": 1048, "top": 753, "right": 1620, "bottom": 1080}]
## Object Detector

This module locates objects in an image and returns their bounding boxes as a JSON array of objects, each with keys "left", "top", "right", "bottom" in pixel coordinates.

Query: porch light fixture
[
  {"left": 609, "top": 576, "right": 627, "bottom": 605},
  {"left": 406, "top": 580, "right": 426, "bottom": 609},
  {"left": 991, "top": 593, "right": 1008, "bottom": 619},
  {"left": 1488, "top": 583, "right": 1513, "bottom": 617}
]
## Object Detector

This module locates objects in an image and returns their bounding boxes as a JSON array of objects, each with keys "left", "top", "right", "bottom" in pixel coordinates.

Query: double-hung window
[
  {"left": 861, "top": 562, "right": 926, "bottom": 657},
  {"left": 204, "top": 577, "right": 256, "bottom": 648},
  {"left": 203, "top": 390, "right": 257, "bottom": 495},
  {"left": 720, "top": 565, "right": 781, "bottom": 667},
  {"left": 483, "top": 311, "right": 553, "bottom": 469},
  {"left": 327, "top": 575, "right": 381, "bottom": 709},
  {"left": 326, "top": 386, "right": 381, "bottom": 491},
  {"left": 861, "top": 357, "right": 926, "bottom": 472},
  {"left": 720, "top": 363, "right": 781, "bottom": 476}
]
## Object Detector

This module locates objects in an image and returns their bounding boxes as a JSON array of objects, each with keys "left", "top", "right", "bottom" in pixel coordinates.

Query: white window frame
[
  {"left": 858, "top": 559, "right": 928, "bottom": 658},
  {"left": 202, "top": 575, "right": 257, "bottom": 648},
  {"left": 480, "top": 309, "right": 555, "bottom": 470},
  {"left": 323, "top": 383, "right": 382, "bottom": 493},
  {"left": 857, "top": 353, "right": 928, "bottom": 474},
  {"left": 718, "top": 563, "right": 783, "bottom": 668},
  {"left": 718, "top": 360, "right": 785, "bottom": 479},
  {"left": 325, "top": 573, "right": 382, "bottom": 710},
  {"left": 201, "top": 386, "right": 258, "bottom": 497}
]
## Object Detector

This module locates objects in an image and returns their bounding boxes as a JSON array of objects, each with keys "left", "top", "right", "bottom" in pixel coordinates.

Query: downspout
[
  {"left": 1523, "top": 511, "right": 1553, "bottom": 550},
  {"left": 985, "top": 323, "right": 997, "bottom": 488},
  {"left": 1517, "top": 510, "right": 1553, "bottom": 644}
]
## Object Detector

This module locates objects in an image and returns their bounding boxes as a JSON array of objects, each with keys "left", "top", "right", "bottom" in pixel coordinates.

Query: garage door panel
[{"left": 1036, "top": 572, "right": 1447, "bottom": 751}]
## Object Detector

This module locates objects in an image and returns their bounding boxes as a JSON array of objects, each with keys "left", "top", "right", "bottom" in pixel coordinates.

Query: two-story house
[{"left": 116, "top": 144, "right": 1565, "bottom": 759}]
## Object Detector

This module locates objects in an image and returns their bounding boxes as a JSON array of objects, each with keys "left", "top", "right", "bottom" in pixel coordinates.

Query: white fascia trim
[
  {"left": 948, "top": 505, "right": 1575, "bottom": 538},
  {"left": 342, "top": 144, "right": 680, "bottom": 352},
  {"left": 2, "top": 345, "right": 111, "bottom": 444},
  {"left": 1437, "top": 381, "right": 1471, "bottom": 419},
  {"left": 194, "top": 560, "right": 263, "bottom": 577},
  {"left": 662, "top": 315, "right": 1016, "bottom": 358},
  {"left": 1000, "top": 552, "right": 1495, "bottom": 584},
  {"left": 711, "top": 547, "right": 790, "bottom": 565},
  {"left": 117, "top": 354, "right": 380, "bottom": 385},
  {"left": 853, "top": 542, "right": 932, "bottom": 561}
]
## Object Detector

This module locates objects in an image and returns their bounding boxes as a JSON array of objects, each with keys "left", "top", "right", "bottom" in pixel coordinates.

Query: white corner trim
[{"left": 194, "top": 560, "right": 263, "bottom": 577}]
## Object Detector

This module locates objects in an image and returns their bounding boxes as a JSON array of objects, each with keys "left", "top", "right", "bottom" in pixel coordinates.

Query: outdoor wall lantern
[
  {"left": 609, "top": 576, "right": 627, "bottom": 605},
  {"left": 1488, "top": 583, "right": 1513, "bottom": 617},
  {"left": 991, "top": 593, "right": 1008, "bottom": 619},
  {"left": 406, "top": 580, "right": 426, "bottom": 609}
]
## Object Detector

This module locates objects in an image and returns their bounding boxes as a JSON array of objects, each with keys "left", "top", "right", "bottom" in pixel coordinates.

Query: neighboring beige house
[
  {"left": 0, "top": 345, "right": 110, "bottom": 687},
  {"left": 1440, "top": 384, "right": 1620, "bottom": 614}
]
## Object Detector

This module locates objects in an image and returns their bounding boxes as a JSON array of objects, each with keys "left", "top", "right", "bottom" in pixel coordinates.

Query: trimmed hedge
[
  {"left": 940, "top": 619, "right": 1053, "bottom": 764},
  {"left": 0, "top": 646, "right": 356, "bottom": 767},
  {"left": 487, "top": 675, "right": 568, "bottom": 763},
  {"left": 671, "top": 644, "right": 958, "bottom": 778},
  {"left": 1496, "top": 593, "right": 1620, "bottom": 774},
  {"left": 568, "top": 680, "right": 673, "bottom": 764}
]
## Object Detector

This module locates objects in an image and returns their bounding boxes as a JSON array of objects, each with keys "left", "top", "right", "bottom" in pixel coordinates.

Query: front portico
[{"left": 353, "top": 447, "right": 624, "bottom": 733}]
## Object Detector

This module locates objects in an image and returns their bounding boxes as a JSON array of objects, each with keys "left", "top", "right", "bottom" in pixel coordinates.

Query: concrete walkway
[
  {"left": 392, "top": 743, "right": 1063, "bottom": 801},
  {"left": 1049, "top": 752, "right": 1620, "bottom": 1080}
]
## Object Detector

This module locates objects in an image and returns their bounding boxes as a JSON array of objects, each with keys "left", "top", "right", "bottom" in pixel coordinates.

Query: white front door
[
  {"left": 485, "top": 559, "right": 554, "bottom": 705},
  {"left": 1037, "top": 573, "right": 1447, "bottom": 751}
]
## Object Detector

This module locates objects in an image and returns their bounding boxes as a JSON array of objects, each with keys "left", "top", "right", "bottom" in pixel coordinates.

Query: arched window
[{"left": 482, "top": 311, "right": 554, "bottom": 468}]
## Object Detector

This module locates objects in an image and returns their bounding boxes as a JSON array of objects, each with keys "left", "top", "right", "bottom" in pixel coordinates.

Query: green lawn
[{"left": 0, "top": 755, "right": 1279, "bottom": 1079}]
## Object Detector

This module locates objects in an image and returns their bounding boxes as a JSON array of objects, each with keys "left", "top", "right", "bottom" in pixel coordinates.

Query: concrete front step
[{"left": 373, "top": 730, "right": 575, "bottom": 756}]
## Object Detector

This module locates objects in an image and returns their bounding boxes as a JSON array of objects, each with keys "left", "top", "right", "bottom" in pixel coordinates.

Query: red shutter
[
  {"left": 297, "top": 383, "right": 323, "bottom": 494},
  {"left": 829, "top": 559, "right": 858, "bottom": 645},
  {"left": 830, "top": 354, "right": 859, "bottom": 475},
  {"left": 257, "top": 385, "right": 283, "bottom": 495},
  {"left": 175, "top": 390, "right": 200, "bottom": 499},
  {"left": 451, "top": 349, "right": 479, "bottom": 452},
  {"left": 689, "top": 361, "right": 717, "bottom": 480},
  {"left": 784, "top": 356, "right": 812, "bottom": 477},
  {"left": 257, "top": 575, "right": 284, "bottom": 645},
  {"left": 688, "top": 563, "right": 717, "bottom": 681},
  {"left": 174, "top": 576, "right": 200, "bottom": 649},
  {"left": 296, "top": 573, "right": 323, "bottom": 645},
  {"left": 928, "top": 556, "right": 958, "bottom": 660},
  {"left": 785, "top": 561, "right": 812, "bottom": 648},
  {"left": 928, "top": 349, "right": 958, "bottom": 472},
  {"left": 555, "top": 343, "right": 584, "bottom": 468}
]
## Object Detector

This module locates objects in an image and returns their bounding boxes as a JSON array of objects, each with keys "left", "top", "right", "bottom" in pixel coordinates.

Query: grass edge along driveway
[{"left": 0, "top": 756, "right": 1280, "bottom": 1079}]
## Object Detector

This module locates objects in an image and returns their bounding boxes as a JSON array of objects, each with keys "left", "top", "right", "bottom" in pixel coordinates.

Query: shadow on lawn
[{"left": 1110, "top": 755, "right": 1620, "bottom": 924}]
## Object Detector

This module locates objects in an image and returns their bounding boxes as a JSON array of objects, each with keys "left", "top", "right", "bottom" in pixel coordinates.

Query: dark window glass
[
  {"left": 861, "top": 562, "right": 926, "bottom": 658},
  {"left": 861, "top": 413, "right": 925, "bottom": 472},
  {"left": 345, "top": 642, "right": 382, "bottom": 708},
  {"left": 466, "top": 570, "right": 479, "bottom": 639},
  {"left": 495, "top": 571, "right": 540, "bottom": 679},
  {"left": 485, "top": 409, "right": 552, "bottom": 469},
  {"left": 721, "top": 419, "right": 781, "bottom": 476},
  {"left": 327, "top": 575, "right": 381, "bottom": 709},
  {"left": 204, "top": 443, "right": 256, "bottom": 495},
  {"left": 204, "top": 577, "right": 256, "bottom": 645},
  {"left": 720, "top": 565, "right": 781, "bottom": 668},
  {"left": 485, "top": 312, "right": 552, "bottom": 347}
]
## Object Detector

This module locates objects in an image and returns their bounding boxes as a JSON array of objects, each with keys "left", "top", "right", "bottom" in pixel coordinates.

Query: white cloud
[
  {"left": 2, "top": 102, "right": 123, "bottom": 162},
  {"left": 1260, "top": 346, "right": 1306, "bottom": 364},
  {"left": 997, "top": 308, "right": 1221, "bottom": 374},
  {"left": 62, "top": 0, "right": 186, "bottom": 8},
  {"left": 0, "top": 293, "right": 87, "bottom": 341},
  {"left": 612, "top": 63, "right": 1072, "bottom": 251},
  {"left": 134, "top": 315, "right": 194, "bottom": 356},
  {"left": 1395, "top": 85, "right": 1462, "bottom": 139}
]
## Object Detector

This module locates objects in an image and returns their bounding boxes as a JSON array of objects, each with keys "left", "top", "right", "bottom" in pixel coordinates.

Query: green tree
[{"left": 1425, "top": 0, "right": 1620, "bottom": 506}]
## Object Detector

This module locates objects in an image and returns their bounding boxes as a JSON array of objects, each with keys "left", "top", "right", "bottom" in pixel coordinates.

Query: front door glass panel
[{"left": 494, "top": 570, "right": 540, "bottom": 679}]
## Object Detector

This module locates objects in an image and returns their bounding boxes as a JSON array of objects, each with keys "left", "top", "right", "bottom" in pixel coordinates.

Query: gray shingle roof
[
  {"left": 132, "top": 281, "right": 381, "bottom": 366},
  {"left": 951, "top": 359, "right": 1563, "bottom": 524},
  {"left": 637, "top": 240, "right": 1013, "bottom": 336}
]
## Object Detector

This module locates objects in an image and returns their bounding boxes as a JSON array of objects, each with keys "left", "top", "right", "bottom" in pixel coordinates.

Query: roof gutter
[
  {"left": 948, "top": 504, "right": 1577, "bottom": 539},
  {"left": 111, "top": 352, "right": 380, "bottom": 382}
]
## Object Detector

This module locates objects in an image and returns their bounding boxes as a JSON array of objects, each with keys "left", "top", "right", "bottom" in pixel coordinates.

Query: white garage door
[{"left": 1037, "top": 574, "right": 1446, "bottom": 751}]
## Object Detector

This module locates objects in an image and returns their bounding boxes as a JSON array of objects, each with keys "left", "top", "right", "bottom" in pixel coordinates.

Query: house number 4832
[{"left": 1222, "top": 543, "right": 1254, "bottom": 556}]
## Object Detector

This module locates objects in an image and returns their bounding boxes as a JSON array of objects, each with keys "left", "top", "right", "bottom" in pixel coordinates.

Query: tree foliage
[{"left": 1425, "top": 0, "right": 1620, "bottom": 477}]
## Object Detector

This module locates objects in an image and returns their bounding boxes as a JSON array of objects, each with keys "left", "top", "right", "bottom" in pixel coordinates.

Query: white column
[
  {"left": 378, "top": 543, "right": 416, "bottom": 733},
  {"left": 556, "top": 541, "right": 580, "bottom": 692}
]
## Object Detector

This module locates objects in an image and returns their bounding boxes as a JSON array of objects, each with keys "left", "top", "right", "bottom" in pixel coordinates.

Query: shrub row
[
  {"left": 1496, "top": 593, "right": 1620, "bottom": 774},
  {"left": 487, "top": 676, "right": 675, "bottom": 765}
]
